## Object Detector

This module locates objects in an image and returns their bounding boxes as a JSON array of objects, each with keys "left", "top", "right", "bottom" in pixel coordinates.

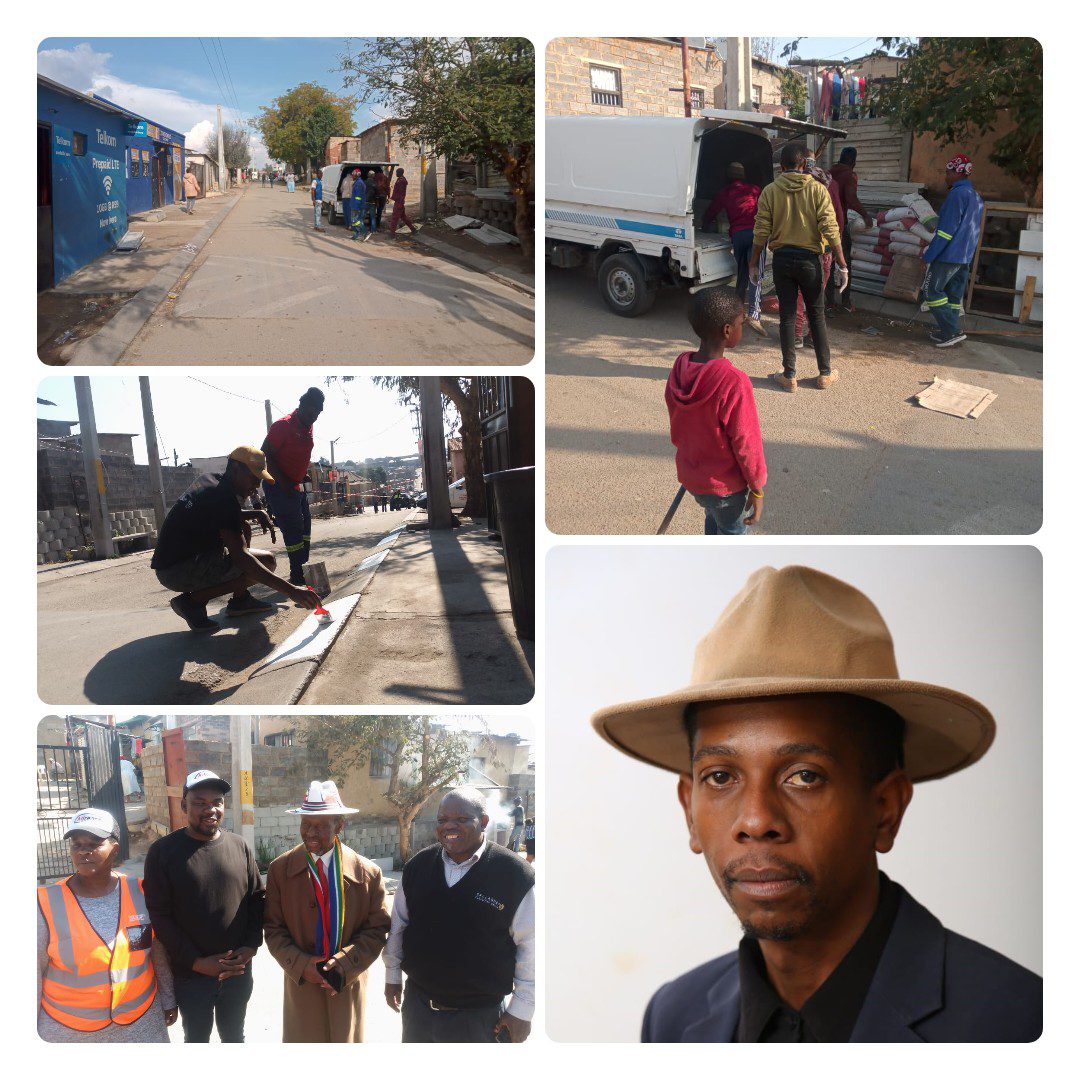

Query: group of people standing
[
  {"left": 311, "top": 166, "right": 422, "bottom": 240},
  {"left": 38, "top": 779, "right": 535, "bottom": 1044}
]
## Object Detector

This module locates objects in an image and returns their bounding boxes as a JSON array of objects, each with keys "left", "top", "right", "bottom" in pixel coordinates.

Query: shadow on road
[
  {"left": 378, "top": 526, "right": 534, "bottom": 704},
  {"left": 81, "top": 620, "right": 275, "bottom": 705}
]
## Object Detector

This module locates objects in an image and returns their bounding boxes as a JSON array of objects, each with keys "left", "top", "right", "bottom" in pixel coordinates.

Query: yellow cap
[{"left": 228, "top": 446, "right": 274, "bottom": 483}]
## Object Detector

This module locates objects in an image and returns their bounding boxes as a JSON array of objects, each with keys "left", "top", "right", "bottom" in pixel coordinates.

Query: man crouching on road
[
  {"left": 384, "top": 786, "right": 535, "bottom": 1042},
  {"left": 152, "top": 446, "right": 320, "bottom": 632}
]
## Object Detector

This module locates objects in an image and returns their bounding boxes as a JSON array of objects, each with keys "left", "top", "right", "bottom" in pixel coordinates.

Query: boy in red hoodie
[{"left": 665, "top": 286, "right": 767, "bottom": 535}]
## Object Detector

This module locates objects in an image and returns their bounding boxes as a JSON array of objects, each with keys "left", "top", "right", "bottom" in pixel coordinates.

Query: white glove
[{"left": 835, "top": 267, "right": 850, "bottom": 293}]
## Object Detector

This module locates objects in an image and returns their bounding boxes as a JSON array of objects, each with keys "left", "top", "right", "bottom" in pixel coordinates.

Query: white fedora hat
[{"left": 286, "top": 780, "right": 359, "bottom": 816}]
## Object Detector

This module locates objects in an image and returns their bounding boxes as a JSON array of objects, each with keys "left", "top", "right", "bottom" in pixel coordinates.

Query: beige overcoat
[{"left": 264, "top": 842, "right": 391, "bottom": 1042}]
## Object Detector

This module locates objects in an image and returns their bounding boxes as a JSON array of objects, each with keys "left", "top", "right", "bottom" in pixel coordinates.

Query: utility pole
[
  {"left": 264, "top": 399, "right": 273, "bottom": 434},
  {"left": 725, "top": 38, "right": 753, "bottom": 111},
  {"left": 217, "top": 104, "right": 227, "bottom": 192},
  {"left": 329, "top": 437, "right": 340, "bottom": 471},
  {"left": 74, "top": 377, "right": 115, "bottom": 559},
  {"left": 230, "top": 715, "right": 255, "bottom": 852},
  {"left": 139, "top": 377, "right": 167, "bottom": 529},
  {"left": 419, "top": 377, "right": 453, "bottom": 529},
  {"left": 681, "top": 39, "right": 693, "bottom": 117}
]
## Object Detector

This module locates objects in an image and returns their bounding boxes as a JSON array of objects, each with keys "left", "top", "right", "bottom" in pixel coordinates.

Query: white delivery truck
[
  {"left": 546, "top": 110, "right": 844, "bottom": 316},
  {"left": 321, "top": 160, "right": 399, "bottom": 225}
]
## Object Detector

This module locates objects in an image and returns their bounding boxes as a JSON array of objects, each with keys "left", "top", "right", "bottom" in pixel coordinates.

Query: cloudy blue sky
[{"left": 37, "top": 38, "right": 388, "bottom": 168}]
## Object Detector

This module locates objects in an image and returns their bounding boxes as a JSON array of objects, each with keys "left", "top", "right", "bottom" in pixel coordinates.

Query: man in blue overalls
[
  {"left": 923, "top": 154, "right": 984, "bottom": 348},
  {"left": 350, "top": 171, "right": 370, "bottom": 242}
]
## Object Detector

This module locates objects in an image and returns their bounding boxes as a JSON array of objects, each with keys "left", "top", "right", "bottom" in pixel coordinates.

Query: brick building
[{"left": 545, "top": 38, "right": 784, "bottom": 118}]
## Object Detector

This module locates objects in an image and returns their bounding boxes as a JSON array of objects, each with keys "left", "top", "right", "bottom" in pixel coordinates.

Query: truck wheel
[
  {"left": 598, "top": 253, "right": 657, "bottom": 316},
  {"left": 327, "top": 203, "right": 338, "bottom": 226}
]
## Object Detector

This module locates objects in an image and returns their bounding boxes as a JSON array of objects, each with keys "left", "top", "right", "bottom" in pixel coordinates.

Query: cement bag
[
  {"left": 848, "top": 210, "right": 869, "bottom": 231},
  {"left": 901, "top": 193, "right": 938, "bottom": 228},
  {"left": 853, "top": 244, "right": 891, "bottom": 263},
  {"left": 882, "top": 206, "right": 917, "bottom": 224},
  {"left": 883, "top": 253, "right": 926, "bottom": 301},
  {"left": 853, "top": 258, "right": 890, "bottom": 277},
  {"left": 888, "top": 231, "right": 925, "bottom": 251},
  {"left": 889, "top": 239, "right": 925, "bottom": 257},
  {"left": 908, "top": 221, "right": 935, "bottom": 244}
]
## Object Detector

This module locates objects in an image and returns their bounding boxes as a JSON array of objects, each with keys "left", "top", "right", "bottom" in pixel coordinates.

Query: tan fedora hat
[{"left": 591, "top": 565, "right": 995, "bottom": 783}]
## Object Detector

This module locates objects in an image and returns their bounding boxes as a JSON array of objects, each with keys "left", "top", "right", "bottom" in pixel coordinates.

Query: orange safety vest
[{"left": 38, "top": 875, "right": 158, "bottom": 1032}]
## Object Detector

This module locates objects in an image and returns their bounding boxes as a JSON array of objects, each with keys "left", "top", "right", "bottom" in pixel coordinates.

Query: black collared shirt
[{"left": 736, "top": 872, "right": 901, "bottom": 1042}]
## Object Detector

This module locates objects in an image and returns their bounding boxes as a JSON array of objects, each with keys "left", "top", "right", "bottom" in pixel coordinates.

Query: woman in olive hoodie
[{"left": 749, "top": 144, "right": 847, "bottom": 391}]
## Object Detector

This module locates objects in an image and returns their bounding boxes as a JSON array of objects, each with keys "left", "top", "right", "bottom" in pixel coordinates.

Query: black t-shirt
[
  {"left": 151, "top": 472, "right": 245, "bottom": 571},
  {"left": 142, "top": 828, "right": 264, "bottom": 974}
]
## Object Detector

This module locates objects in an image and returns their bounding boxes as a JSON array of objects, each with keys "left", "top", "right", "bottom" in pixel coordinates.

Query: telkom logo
[{"left": 103, "top": 174, "right": 113, "bottom": 196}]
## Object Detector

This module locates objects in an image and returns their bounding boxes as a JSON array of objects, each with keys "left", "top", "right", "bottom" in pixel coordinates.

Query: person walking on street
[
  {"left": 922, "top": 154, "right": 984, "bottom": 348},
  {"left": 388, "top": 168, "right": 421, "bottom": 236},
  {"left": 311, "top": 169, "right": 324, "bottom": 231},
  {"left": 523, "top": 820, "right": 535, "bottom": 865},
  {"left": 750, "top": 143, "right": 847, "bottom": 392},
  {"left": 793, "top": 162, "right": 844, "bottom": 347},
  {"left": 702, "top": 163, "right": 767, "bottom": 337},
  {"left": 384, "top": 787, "right": 535, "bottom": 1043},
  {"left": 142, "top": 771, "right": 264, "bottom": 1043},
  {"left": 38, "top": 808, "right": 177, "bottom": 1043},
  {"left": 260, "top": 171, "right": 266, "bottom": 188},
  {"left": 182, "top": 167, "right": 200, "bottom": 215},
  {"left": 264, "top": 781, "right": 392, "bottom": 1043},
  {"left": 506, "top": 797, "right": 525, "bottom": 852},
  {"left": 829, "top": 147, "right": 873, "bottom": 312},
  {"left": 269, "top": 171, "right": 276, "bottom": 190},
  {"left": 152, "top": 447, "right": 320, "bottom": 632},
  {"left": 262, "top": 388, "right": 324, "bottom": 589}
]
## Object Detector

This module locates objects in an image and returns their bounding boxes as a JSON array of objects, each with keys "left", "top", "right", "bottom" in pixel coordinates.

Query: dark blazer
[{"left": 642, "top": 882, "right": 1042, "bottom": 1042}]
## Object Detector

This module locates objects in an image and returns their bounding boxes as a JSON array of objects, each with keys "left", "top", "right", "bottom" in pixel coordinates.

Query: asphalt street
[
  {"left": 121, "top": 186, "right": 534, "bottom": 364},
  {"left": 37, "top": 508, "right": 412, "bottom": 706},
  {"left": 545, "top": 269, "right": 1042, "bottom": 536}
]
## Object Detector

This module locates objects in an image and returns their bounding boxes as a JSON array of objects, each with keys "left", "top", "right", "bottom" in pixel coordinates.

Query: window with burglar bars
[
  {"left": 590, "top": 65, "right": 622, "bottom": 107},
  {"left": 690, "top": 88, "right": 705, "bottom": 110},
  {"left": 370, "top": 736, "right": 396, "bottom": 778}
]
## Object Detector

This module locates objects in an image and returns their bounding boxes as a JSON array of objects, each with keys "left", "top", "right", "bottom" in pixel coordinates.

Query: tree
[
  {"left": 302, "top": 715, "right": 486, "bottom": 866},
  {"left": 256, "top": 83, "right": 358, "bottom": 173},
  {"left": 202, "top": 123, "right": 252, "bottom": 169},
  {"left": 339, "top": 38, "right": 535, "bottom": 256},
  {"left": 372, "top": 376, "right": 486, "bottom": 519},
  {"left": 751, "top": 38, "right": 780, "bottom": 65},
  {"left": 300, "top": 103, "right": 342, "bottom": 168},
  {"left": 875, "top": 38, "right": 1042, "bottom": 203},
  {"left": 780, "top": 68, "right": 807, "bottom": 120}
]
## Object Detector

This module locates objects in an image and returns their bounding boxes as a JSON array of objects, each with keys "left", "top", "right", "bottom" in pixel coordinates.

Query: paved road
[
  {"left": 122, "top": 186, "right": 533, "bottom": 364},
  {"left": 545, "top": 270, "right": 1042, "bottom": 535},
  {"left": 38, "top": 509, "right": 412, "bottom": 706}
]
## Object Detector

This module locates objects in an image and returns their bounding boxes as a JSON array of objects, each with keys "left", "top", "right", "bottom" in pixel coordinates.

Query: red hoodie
[{"left": 665, "top": 352, "right": 767, "bottom": 496}]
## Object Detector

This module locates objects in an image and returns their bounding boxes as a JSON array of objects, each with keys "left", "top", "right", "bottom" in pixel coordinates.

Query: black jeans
[
  {"left": 401, "top": 983, "right": 502, "bottom": 1043},
  {"left": 773, "top": 247, "right": 831, "bottom": 377},
  {"left": 174, "top": 966, "right": 254, "bottom": 1043}
]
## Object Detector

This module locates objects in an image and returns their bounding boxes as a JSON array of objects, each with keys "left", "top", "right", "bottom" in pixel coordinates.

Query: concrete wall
[
  {"left": 910, "top": 124, "right": 1029, "bottom": 203},
  {"left": 38, "top": 442, "right": 197, "bottom": 514},
  {"left": 36, "top": 504, "right": 158, "bottom": 564},
  {"left": 546, "top": 38, "right": 721, "bottom": 118}
]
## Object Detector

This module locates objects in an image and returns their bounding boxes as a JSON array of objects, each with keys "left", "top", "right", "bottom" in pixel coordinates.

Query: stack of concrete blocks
[
  {"left": 37, "top": 505, "right": 91, "bottom": 565},
  {"left": 449, "top": 190, "right": 526, "bottom": 239},
  {"left": 109, "top": 508, "right": 158, "bottom": 544}
]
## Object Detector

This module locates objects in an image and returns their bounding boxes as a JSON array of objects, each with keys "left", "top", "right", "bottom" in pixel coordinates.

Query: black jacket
[{"left": 642, "top": 882, "right": 1041, "bottom": 1043}]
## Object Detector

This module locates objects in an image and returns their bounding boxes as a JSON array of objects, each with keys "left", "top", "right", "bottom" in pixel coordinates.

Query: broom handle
[{"left": 656, "top": 486, "right": 687, "bottom": 535}]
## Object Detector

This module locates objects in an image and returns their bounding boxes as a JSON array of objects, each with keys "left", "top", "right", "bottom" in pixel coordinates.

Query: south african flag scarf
[{"left": 306, "top": 837, "right": 345, "bottom": 958}]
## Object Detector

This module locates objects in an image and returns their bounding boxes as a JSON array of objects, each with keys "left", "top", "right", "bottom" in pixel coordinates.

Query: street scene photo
[
  {"left": 545, "top": 37, "right": 1041, "bottom": 534},
  {"left": 36, "top": 713, "right": 536, "bottom": 1043},
  {"left": 37, "top": 375, "right": 535, "bottom": 705},
  {"left": 37, "top": 37, "right": 534, "bottom": 364}
]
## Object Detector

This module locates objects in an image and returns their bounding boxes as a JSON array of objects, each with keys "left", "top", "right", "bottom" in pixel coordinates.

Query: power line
[
  {"left": 213, "top": 38, "right": 245, "bottom": 129},
  {"left": 197, "top": 38, "right": 229, "bottom": 115}
]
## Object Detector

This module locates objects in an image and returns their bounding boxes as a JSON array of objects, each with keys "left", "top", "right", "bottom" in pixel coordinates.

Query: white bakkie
[{"left": 545, "top": 110, "right": 843, "bottom": 317}]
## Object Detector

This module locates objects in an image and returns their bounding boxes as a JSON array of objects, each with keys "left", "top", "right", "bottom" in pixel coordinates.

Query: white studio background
[{"left": 545, "top": 544, "right": 1042, "bottom": 1042}]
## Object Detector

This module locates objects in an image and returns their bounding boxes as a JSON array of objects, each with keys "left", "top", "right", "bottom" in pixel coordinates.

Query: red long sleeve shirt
[
  {"left": 702, "top": 180, "right": 761, "bottom": 234},
  {"left": 666, "top": 352, "right": 767, "bottom": 496}
]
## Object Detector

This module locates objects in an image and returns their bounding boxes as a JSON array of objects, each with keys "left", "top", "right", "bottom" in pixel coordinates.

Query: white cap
[
  {"left": 64, "top": 807, "right": 118, "bottom": 840},
  {"left": 183, "top": 769, "right": 231, "bottom": 795}
]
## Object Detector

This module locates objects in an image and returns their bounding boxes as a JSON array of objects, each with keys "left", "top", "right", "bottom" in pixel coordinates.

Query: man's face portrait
[{"left": 677, "top": 696, "right": 913, "bottom": 943}]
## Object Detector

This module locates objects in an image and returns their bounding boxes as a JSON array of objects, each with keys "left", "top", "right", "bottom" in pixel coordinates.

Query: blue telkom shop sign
[{"left": 50, "top": 120, "right": 127, "bottom": 283}]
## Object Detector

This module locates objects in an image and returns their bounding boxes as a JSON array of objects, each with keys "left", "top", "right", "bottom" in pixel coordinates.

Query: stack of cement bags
[{"left": 847, "top": 193, "right": 938, "bottom": 296}]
